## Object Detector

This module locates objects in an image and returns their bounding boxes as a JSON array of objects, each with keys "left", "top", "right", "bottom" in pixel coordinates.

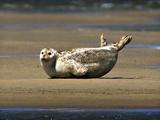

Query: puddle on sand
[
  {"left": 0, "top": 108, "right": 160, "bottom": 120},
  {"left": 126, "top": 44, "right": 160, "bottom": 50},
  {"left": 145, "top": 64, "right": 160, "bottom": 69}
]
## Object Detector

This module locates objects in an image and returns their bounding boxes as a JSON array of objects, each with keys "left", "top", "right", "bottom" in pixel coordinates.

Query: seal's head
[
  {"left": 40, "top": 48, "right": 59, "bottom": 77},
  {"left": 40, "top": 48, "right": 58, "bottom": 62}
]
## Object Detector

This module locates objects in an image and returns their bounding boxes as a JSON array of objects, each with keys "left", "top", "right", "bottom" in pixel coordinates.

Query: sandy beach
[{"left": 0, "top": 10, "right": 159, "bottom": 108}]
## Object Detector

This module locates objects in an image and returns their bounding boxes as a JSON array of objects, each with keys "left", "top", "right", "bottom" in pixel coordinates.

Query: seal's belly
[
  {"left": 57, "top": 48, "right": 118, "bottom": 78},
  {"left": 84, "top": 53, "right": 118, "bottom": 77}
]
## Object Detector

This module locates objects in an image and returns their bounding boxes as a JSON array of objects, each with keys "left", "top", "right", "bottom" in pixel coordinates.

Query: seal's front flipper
[
  {"left": 100, "top": 33, "right": 107, "bottom": 47},
  {"left": 70, "top": 61, "right": 88, "bottom": 76},
  {"left": 114, "top": 35, "right": 132, "bottom": 51}
]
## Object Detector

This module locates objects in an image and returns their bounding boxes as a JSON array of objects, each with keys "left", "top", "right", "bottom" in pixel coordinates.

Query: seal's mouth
[{"left": 41, "top": 58, "right": 50, "bottom": 62}]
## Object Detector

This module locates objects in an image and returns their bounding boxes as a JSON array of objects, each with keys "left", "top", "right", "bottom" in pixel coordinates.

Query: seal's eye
[
  {"left": 48, "top": 52, "right": 52, "bottom": 55},
  {"left": 41, "top": 52, "right": 44, "bottom": 54}
]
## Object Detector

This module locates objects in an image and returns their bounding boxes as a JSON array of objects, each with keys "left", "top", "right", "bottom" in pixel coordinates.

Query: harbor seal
[{"left": 40, "top": 34, "right": 132, "bottom": 78}]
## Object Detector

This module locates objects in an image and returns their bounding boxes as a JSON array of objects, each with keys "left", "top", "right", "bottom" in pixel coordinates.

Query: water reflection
[{"left": 0, "top": 108, "right": 160, "bottom": 120}]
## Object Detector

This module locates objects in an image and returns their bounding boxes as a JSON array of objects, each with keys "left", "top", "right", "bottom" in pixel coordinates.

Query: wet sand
[{"left": 0, "top": 10, "right": 160, "bottom": 108}]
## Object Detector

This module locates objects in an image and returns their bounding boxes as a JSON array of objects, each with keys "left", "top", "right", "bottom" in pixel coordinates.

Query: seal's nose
[{"left": 42, "top": 54, "right": 49, "bottom": 60}]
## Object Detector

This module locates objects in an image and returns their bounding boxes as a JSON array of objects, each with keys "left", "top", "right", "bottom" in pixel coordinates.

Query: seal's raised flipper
[
  {"left": 69, "top": 60, "right": 88, "bottom": 76},
  {"left": 100, "top": 33, "right": 107, "bottom": 47},
  {"left": 114, "top": 35, "right": 132, "bottom": 51}
]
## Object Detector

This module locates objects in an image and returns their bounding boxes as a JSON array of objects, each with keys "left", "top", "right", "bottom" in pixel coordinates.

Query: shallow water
[{"left": 0, "top": 108, "right": 160, "bottom": 120}]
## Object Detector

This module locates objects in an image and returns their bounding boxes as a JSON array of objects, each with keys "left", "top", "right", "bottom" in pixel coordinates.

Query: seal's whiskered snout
[{"left": 41, "top": 55, "right": 49, "bottom": 61}]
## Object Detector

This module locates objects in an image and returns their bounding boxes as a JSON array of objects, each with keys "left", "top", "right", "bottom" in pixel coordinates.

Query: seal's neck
[{"left": 41, "top": 56, "right": 58, "bottom": 78}]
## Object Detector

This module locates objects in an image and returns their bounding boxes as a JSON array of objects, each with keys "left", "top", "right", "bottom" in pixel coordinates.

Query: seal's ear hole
[
  {"left": 41, "top": 52, "right": 44, "bottom": 54},
  {"left": 48, "top": 52, "right": 52, "bottom": 55}
]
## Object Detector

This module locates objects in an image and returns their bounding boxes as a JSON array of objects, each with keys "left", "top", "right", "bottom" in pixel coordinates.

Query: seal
[{"left": 40, "top": 34, "right": 132, "bottom": 78}]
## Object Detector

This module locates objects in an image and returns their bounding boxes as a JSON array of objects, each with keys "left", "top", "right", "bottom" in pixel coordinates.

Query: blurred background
[{"left": 0, "top": 0, "right": 160, "bottom": 12}]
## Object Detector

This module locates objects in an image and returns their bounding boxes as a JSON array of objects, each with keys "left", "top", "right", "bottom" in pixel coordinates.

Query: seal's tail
[{"left": 114, "top": 35, "right": 132, "bottom": 51}]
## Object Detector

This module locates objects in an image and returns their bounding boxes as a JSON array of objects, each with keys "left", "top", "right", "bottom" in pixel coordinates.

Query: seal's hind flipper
[
  {"left": 114, "top": 35, "right": 132, "bottom": 51},
  {"left": 100, "top": 33, "right": 107, "bottom": 47}
]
